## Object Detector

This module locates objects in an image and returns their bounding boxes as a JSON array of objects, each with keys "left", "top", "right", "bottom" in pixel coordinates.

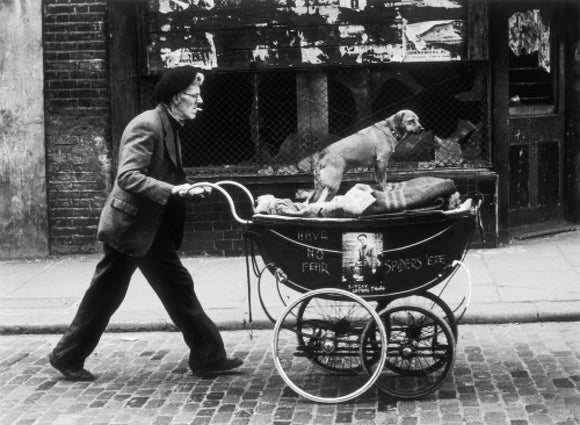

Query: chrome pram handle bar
[{"left": 188, "top": 180, "right": 256, "bottom": 225}]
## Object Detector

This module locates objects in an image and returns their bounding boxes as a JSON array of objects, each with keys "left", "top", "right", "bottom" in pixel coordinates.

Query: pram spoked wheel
[
  {"left": 377, "top": 291, "right": 459, "bottom": 339},
  {"left": 361, "top": 305, "right": 456, "bottom": 399},
  {"left": 272, "top": 288, "right": 387, "bottom": 404}
]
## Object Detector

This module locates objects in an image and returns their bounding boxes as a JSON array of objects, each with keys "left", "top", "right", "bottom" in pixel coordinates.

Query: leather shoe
[
  {"left": 49, "top": 353, "right": 95, "bottom": 382},
  {"left": 191, "top": 357, "right": 243, "bottom": 376}
]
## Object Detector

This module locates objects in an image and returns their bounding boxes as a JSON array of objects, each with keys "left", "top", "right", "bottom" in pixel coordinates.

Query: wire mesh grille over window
[{"left": 138, "top": 62, "right": 490, "bottom": 177}]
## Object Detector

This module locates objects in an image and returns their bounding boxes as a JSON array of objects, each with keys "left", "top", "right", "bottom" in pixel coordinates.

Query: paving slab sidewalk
[{"left": 1, "top": 229, "right": 580, "bottom": 334}]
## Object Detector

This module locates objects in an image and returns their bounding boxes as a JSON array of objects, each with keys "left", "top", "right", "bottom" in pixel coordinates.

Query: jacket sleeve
[{"left": 116, "top": 115, "right": 173, "bottom": 206}]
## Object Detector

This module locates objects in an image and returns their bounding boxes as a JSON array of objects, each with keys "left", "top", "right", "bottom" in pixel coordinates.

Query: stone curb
[
  {"left": 0, "top": 321, "right": 274, "bottom": 335},
  {"left": 462, "top": 301, "right": 580, "bottom": 324},
  {"left": 2, "top": 301, "right": 579, "bottom": 335}
]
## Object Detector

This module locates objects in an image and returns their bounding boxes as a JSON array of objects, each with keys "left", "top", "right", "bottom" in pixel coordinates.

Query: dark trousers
[{"left": 51, "top": 236, "right": 226, "bottom": 371}]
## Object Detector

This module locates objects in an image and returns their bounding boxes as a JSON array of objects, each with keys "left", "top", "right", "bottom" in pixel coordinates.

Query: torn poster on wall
[
  {"left": 146, "top": 0, "right": 466, "bottom": 73},
  {"left": 508, "top": 9, "right": 550, "bottom": 73}
]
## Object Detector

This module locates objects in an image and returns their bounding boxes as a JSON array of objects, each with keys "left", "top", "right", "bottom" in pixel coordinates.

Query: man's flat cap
[{"left": 154, "top": 66, "right": 204, "bottom": 103}]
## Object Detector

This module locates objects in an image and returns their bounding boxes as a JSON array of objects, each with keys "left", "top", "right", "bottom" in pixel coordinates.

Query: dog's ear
[
  {"left": 386, "top": 111, "right": 405, "bottom": 132},
  {"left": 385, "top": 114, "right": 398, "bottom": 133},
  {"left": 396, "top": 110, "right": 409, "bottom": 129}
]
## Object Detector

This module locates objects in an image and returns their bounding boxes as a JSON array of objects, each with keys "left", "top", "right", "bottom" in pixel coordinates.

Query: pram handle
[{"left": 188, "top": 180, "right": 256, "bottom": 225}]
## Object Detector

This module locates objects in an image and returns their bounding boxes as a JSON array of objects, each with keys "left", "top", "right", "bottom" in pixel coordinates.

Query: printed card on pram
[{"left": 341, "top": 232, "right": 386, "bottom": 295}]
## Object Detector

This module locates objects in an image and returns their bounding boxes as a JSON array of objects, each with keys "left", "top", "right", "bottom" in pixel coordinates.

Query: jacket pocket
[{"left": 111, "top": 197, "right": 140, "bottom": 216}]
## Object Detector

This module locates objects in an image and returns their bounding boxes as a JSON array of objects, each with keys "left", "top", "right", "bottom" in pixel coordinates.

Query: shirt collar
[{"left": 162, "top": 104, "right": 184, "bottom": 131}]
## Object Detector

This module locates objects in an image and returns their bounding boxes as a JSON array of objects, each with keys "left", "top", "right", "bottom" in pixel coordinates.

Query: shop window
[
  {"left": 328, "top": 80, "right": 357, "bottom": 135},
  {"left": 181, "top": 73, "right": 254, "bottom": 167},
  {"left": 138, "top": 63, "right": 490, "bottom": 175},
  {"left": 258, "top": 73, "right": 297, "bottom": 159},
  {"left": 181, "top": 72, "right": 297, "bottom": 168},
  {"left": 508, "top": 8, "right": 555, "bottom": 115},
  {"left": 372, "top": 78, "right": 415, "bottom": 119}
]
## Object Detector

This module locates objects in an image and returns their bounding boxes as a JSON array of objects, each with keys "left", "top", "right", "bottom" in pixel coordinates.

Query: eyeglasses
[{"left": 182, "top": 92, "right": 201, "bottom": 100}]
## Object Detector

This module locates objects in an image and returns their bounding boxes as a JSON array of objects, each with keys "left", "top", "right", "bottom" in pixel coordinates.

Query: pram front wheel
[
  {"left": 295, "top": 294, "right": 364, "bottom": 374},
  {"left": 361, "top": 305, "right": 456, "bottom": 400},
  {"left": 272, "top": 288, "right": 387, "bottom": 404}
]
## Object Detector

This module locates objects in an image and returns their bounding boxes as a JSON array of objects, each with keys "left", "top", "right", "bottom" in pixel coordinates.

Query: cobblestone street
[{"left": 1, "top": 323, "right": 579, "bottom": 425}]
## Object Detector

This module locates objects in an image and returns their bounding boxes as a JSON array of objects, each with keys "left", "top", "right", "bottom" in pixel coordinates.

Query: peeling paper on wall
[
  {"left": 508, "top": 9, "right": 550, "bottom": 73},
  {"left": 159, "top": 32, "right": 217, "bottom": 69}
]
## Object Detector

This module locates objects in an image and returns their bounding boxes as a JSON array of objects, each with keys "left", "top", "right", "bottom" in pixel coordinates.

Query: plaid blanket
[{"left": 363, "top": 177, "right": 457, "bottom": 215}]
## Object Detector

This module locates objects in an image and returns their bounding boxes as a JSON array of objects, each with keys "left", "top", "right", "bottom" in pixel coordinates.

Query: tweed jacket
[
  {"left": 358, "top": 245, "right": 378, "bottom": 269},
  {"left": 97, "top": 104, "right": 186, "bottom": 257}
]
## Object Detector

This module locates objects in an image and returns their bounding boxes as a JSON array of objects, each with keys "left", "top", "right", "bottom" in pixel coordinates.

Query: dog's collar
[
  {"left": 385, "top": 120, "right": 404, "bottom": 141},
  {"left": 393, "top": 129, "right": 404, "bottom": 141}
]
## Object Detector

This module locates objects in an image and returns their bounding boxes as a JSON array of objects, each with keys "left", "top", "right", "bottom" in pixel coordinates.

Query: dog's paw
[{"left": 294, "top": 188, "right": 313, "bottom": 201}]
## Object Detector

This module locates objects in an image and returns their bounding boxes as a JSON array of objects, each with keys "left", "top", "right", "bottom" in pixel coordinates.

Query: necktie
[{"left": 174, "top": 130, "right": 185, "bottom": 180}]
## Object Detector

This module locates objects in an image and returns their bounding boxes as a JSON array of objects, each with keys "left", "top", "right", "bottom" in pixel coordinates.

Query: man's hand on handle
[{"left": 172, "top": 184, "right": 212, "bottom": 201}]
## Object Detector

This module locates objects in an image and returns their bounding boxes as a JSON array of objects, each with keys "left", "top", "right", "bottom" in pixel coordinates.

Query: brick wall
[
  {"left": 183, "top": 193, "right": 248, "bottom": 257},
  {"left": 43, "top": 0, "right": 112, "bottom": 255},
  {"left": 182, "top": 182, "right": 274, "bottom": 256}
]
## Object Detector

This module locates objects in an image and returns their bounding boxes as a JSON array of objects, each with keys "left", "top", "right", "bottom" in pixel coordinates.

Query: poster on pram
[{"left": 342, "top": 232, "right": 385, "bottom": 295}]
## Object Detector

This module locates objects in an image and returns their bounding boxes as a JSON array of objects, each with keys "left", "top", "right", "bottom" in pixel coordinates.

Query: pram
[{"left": 191, "top": 181, "right": 482, "bottom": 404}]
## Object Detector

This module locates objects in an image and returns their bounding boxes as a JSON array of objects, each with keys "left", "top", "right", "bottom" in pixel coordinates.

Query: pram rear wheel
[
  {"left": 272, "top": 288, "right": 387, "bottom": 404},
  {"left": 377, "top": 292, "right": 458, "bottom": 339},
  {"left": 361, "top": 305, "right": 456, "bottom": 399}
]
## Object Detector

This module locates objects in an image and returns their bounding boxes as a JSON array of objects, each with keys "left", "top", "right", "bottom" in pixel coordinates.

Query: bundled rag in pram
[{"left": 255, "top": 177, "right": 459, "bottom": 218}]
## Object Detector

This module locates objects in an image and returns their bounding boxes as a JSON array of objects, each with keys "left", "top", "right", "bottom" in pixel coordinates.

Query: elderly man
[{"left": 49, "top": 66, "right": 242, "bottom": 381}]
